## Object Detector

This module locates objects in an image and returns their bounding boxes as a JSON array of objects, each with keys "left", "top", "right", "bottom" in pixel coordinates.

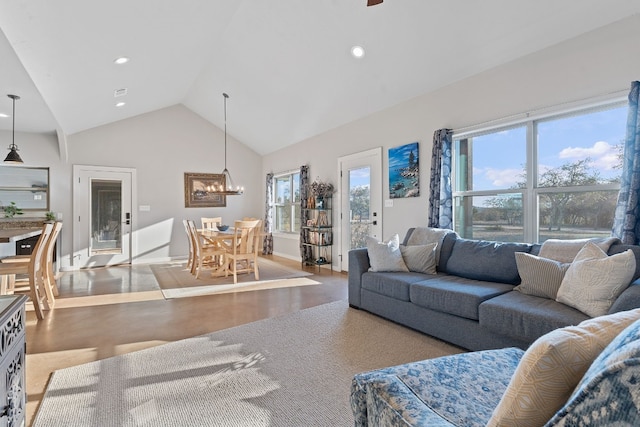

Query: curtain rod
[{"left": 453, "top": 87, "right": 629, "bottom": 137}]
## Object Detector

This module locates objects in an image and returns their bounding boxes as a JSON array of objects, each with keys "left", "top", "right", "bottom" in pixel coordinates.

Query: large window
[
  {"left": 273, "top": 172, "right": 300, "bottom": 233},
  {"left": 453, "top": 102, "right": 626, "bottom": 243}
]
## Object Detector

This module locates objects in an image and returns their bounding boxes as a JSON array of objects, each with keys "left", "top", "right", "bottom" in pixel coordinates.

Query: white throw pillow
[
  {"left": 514, "top": 252, "right": 570, "bottom": 299},
  {"left": 366, "top": 234, "right": 408, "bottom": 272},
  {"left": 487, "top": 308, "right": 640, "bottom": 427},
  {"left": 556, "top": 242, "right": 635, "bottom": 317},
  {"left": 400, "top": 243, "right": 437, "bottom": 274}
]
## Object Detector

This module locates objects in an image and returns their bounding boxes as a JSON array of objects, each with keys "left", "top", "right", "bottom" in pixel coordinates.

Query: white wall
[
  {"left": 2, "top": 104, "right": 262, "bottom": 269},
  {"left": 262, "top": 14, "right": 640, "bottom": 266},
  {"left": 6, "top": 15, "right": 639, "bottom": 270}
]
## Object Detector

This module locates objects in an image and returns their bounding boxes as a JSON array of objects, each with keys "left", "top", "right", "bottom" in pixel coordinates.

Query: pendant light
[
  {"left": 4, "top": 94, "right": 23, "bottom": 164},
  {"left": 207, "top": 93, "right": 244, "bottom": 195}
]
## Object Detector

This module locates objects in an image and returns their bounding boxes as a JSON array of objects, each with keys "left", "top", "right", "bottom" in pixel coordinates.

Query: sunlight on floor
[{"left": 23, "top": 290, "right": 165, "bottom": 312}]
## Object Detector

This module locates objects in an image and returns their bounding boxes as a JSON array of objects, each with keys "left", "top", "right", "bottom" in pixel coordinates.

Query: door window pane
[
  {"left": 91, "top": 179, "right": 122, "bottom": 254},
  {"left": 349, "top": 167, "right": 371, "bottom": 249}
]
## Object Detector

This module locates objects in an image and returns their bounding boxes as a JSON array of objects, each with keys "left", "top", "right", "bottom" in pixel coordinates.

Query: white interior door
[
  {"left": 338, "top": 148, "right": 382, "bottom": 271},
  {"left": 73, "top": 165, "right": 136, "bottom": 268}
]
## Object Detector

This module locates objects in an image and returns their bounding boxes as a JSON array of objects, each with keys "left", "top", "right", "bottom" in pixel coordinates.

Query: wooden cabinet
[
  {"left": 301, "top": 194, "right": 332, "bottom": 270},
  {"left": 0, "top": 295, "right": 27, "bottom": 427}
]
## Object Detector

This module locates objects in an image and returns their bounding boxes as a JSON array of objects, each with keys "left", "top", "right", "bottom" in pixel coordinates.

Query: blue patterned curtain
[
  {"left": 299, "top": 165, "right": 313, "bottom": 262},
  {"left": 262, "top": 172, "right": 274, "bottom": 254},
  {"left": 428, "top": 129, "right": 453, "bottom": 229},
  {"left": 612, "top": 81, "right": 640, "bottom": 244}
]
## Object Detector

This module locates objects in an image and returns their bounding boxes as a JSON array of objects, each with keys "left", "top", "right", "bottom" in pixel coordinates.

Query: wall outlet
[{"left": 385, "top": 199, "right": 393, "bottom": 208}]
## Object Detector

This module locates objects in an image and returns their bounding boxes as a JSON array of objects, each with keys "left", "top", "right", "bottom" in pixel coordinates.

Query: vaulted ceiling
[{"left": 0, "top": 1, "right": 639, "bottom": 155}]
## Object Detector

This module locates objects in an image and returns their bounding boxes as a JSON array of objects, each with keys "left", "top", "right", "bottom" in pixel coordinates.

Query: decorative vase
[{"left": 315, "top": 197, "right": 324, "bottom": 209}]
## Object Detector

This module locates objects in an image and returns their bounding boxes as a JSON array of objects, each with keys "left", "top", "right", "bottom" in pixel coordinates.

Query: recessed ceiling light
[
  {"left": 115, "top": 102, "right": 126, "bottom": 108},
  {"left": 0, "top": 113, "right": 9, "bottom": 118},
  {"left": 351, "top": 46, "right": 365, "bottom": 58},
  {"left": 114, "top": 57, "right": 130, "bottom": 65}
]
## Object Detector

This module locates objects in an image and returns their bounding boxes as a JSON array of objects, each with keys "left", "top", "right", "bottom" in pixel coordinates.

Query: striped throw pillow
[{"left": 514, "top": 252, "right": 570, "bottom": 299}]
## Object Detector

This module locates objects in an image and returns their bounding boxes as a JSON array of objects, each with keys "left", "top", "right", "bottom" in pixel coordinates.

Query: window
[
  {"left": 453, "top": 102, "right": 626, "bottom": 243},
  {"left": 273, "top": 172, "right": 301, "bottom": 233}
]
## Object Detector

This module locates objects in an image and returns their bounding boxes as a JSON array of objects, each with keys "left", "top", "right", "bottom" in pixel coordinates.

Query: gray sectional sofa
[{"left": 348, "top": 228, "right": 640, "bottom": 351}]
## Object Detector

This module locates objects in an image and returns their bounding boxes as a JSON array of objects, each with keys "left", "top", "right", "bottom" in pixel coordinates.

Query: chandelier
[{"left": 207, "top": 93, "right": 243, "bottom": 195}]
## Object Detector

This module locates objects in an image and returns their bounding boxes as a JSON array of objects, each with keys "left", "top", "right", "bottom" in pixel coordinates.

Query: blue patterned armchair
[{"left": 351, "top": 315, "right": 640, "bottom": 426}]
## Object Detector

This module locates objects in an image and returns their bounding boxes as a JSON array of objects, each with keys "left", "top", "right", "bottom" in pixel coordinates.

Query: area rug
[
  {"left": 33, "top": 300, "right": 463, "bottom": 427},
  {"left": 150, "top": 257, "right": 315, "bottom": 299}
]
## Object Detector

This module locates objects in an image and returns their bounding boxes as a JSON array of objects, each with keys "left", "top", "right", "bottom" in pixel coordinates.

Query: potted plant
[
  {"left": 3, "top": 202, "right": 23, "bottom": 218},
  {"left": 45, "top": 211, "right": 56, "bottom": 222}
]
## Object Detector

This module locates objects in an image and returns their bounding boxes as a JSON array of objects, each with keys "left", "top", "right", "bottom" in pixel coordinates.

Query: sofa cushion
[
  {"left": 608, "top": 242, "right": 640, "bottom": 281},
  {"left": 487, "top": 309, "right": 640, "bottom": 427},
  {"left": 410, "top": 276, "right": 514, "bottom": 320},
  {"left": 366, "top": 234, "right": 409, "bottom": 272},
  {"left": 514, "top": 252, "right": 570, "bottom": 299},
  {"left": 479, "top": 291, "right": 589, "bottom": 343},
  {"left": 351, "top": 348, "right": 524, "bottom": 427},
  {"left": 546, "top": 317, "right": 640, "bottom": 426},
  {"left": 403, "top": 227, "right": 454, "bottom": 267},
  {"left": 556, "top": 242, "right": 635, "bottom": 317},
  {"left": 400, "top": 243, "right": 437, "bottom": 274},
  {"left": 444, "top": 238, "right": 533, "bottom": 284},
  {"left": 361, "top": 272, "right": 432, "bottom": 302}
]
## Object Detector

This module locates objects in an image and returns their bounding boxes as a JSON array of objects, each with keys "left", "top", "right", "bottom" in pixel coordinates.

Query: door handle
[{"left": 372, "top": 221, "right": 377, "bottom": 225}]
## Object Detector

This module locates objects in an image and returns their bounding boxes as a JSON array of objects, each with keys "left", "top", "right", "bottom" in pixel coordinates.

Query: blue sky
[
  {"left": 470, "top": 105, "right": 627, "bottom": 190},
  {"left": 349, "top": 166, "right": 371, "bottom": 188}
]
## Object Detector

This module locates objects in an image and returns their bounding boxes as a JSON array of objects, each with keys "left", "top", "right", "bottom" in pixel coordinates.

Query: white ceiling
[{"left": 0, "top": 1, "right": 639, "bottom": 155}]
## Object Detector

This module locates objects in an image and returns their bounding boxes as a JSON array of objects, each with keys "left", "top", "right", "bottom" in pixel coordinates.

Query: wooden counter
[{"left": 0, "top": 227, "right": 42, "bottom": 244}]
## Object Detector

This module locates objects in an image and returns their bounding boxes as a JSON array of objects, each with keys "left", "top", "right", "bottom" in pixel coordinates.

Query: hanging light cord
[
  {"left": 10, "top": 95, "right": 19, "bottom": 150},
  {"left": 11, "top": 96, "right": 16, "bottom": 148},
  {"left": 223, "top": 92, "right": 229, "bottom": 171}
]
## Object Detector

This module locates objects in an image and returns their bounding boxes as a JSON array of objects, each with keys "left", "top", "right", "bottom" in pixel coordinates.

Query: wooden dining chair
[
  {"left": 0, "top": 222, "right": 54, "bottom": 319},
  {"left": 201, "top": 217, "right": 222, "bottom": 231},
  {"left": 187, "top": 220, "right": 227, "bottom": 279},
  {"left": 222, "top": 219, "right": 261, "bottom": 284},
  {"left": 1, "top": 221, "right": 63, "bottom": 300},
  {"left": 183, "top": 219, "right": 197, "bottom": 274}
]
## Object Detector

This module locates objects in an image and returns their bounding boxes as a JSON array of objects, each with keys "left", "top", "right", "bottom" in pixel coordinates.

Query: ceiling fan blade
[{"left": 367, "top": 0, "right": 383, "bottom": 6}]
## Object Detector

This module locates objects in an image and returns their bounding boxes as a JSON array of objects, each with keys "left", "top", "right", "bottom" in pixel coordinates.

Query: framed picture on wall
[
  {"left": 184, "top": 172, "right": 226, "bottom": 207},
  {"left": 388, "top": 142, "right": 419, "bottom": 198}
]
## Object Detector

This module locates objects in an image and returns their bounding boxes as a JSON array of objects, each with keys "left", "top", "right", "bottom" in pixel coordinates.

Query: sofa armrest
[
  {"left": 348, "top": 248, "right": 370, "bottom": 307},
  {"left": 609, "top": 280, "right": 640, "bottom": 314}
]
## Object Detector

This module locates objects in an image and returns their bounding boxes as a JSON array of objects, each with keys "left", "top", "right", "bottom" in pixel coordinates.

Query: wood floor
[{"left": 24, "top": 255, "right": 348, "bottom": 426}]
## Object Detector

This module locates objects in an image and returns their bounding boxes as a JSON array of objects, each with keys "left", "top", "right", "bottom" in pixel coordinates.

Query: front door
[
  {"left": 338, "top": 148, "right": 382, "bottom": 271},
  {"left": 73, "top": 165, "right": 136, "bottom": 268}
]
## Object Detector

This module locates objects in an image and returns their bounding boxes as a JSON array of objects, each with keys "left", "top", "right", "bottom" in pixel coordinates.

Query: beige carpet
[
  {"left": 150, "top": 257, "right": 315, "bottom": 299},
  {"left": 33, "top": 301, "right": 463, "bottom": 427}
]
